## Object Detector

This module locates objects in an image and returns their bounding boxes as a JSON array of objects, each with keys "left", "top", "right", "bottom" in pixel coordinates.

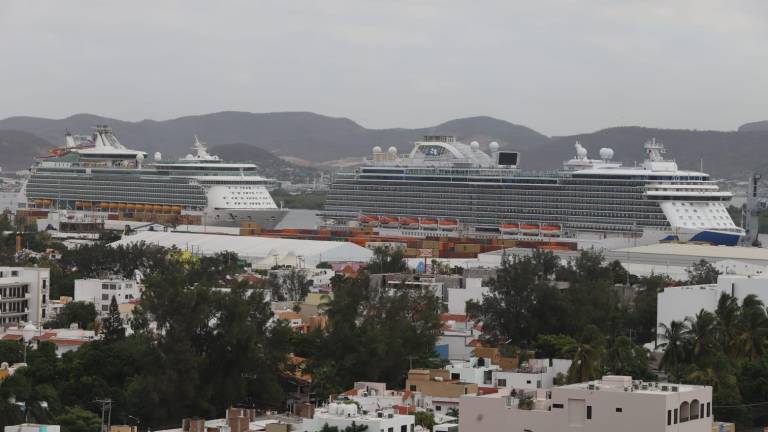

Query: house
[
  {"left": 460, "top": 375, "right": 713, "bottom": 432},
  {"left": 303, "top": 405, "right": 414, "bottom": 432},
  {"left": 405, "top": 369, "right": 478, "bottom": 414},
  {"left": 73, "top": 277, "right": 142, "bottom": 317}
]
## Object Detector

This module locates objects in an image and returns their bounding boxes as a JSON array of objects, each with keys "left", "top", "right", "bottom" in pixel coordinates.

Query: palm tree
[
  {"left": 714, "top": 293, "right": 740, "bottom": 357},
  {"left": 684, "top": 310, "right": 717, "bottom": 363},
  {"left": 687, "top": 367, "right": 721, "bottom": 392},
  {"left": 738, "top": 294, "right": 768, "bottom": 360},
  {"left": 658, "top": 320, "right": 689, "bottom": 382},
  {"left": 567, "top": 341, "right": 603, "bottom": 383}
]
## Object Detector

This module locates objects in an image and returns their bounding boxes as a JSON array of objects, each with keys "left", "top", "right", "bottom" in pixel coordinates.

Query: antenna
[{"left": 95, "top": 399, "right": 113, "bottom": 432}]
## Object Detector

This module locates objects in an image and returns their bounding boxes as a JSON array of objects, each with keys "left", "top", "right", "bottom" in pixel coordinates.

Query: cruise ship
[
  {"left": 22, "top": 126, "right": 286, "bottom": 228},
  {"left": 322, "top": 136, "right": 744, "bottom": 247}
]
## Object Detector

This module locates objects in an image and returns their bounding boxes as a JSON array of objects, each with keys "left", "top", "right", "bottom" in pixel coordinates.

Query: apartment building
[
  {"left": 460, "top": 375, "right": 713, "bottom": 432},
  {"left": 303, "top": 405, "right": 414, "bottom": 432},
  {"left": 0, "top": 267, "right": 50, "bottom": 326},
  {"left": 73, "top": 277, "right": 141, "bottom": 316}
]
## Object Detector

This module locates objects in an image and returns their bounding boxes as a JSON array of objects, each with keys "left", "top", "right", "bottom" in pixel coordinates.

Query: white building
[
  {"left": 111, "top": 231, "right": 373, "bottom": 269},
  {"left": 74, "top": 277, "right": 142, "bottom": 316},
  {"left": 446, "top": 277, "right": 488, "bottom": 315},
  {"left": 491, "top": 359, "right": 572, "bottom": 391},
  {"left": 5, "top": 424, "right": 61, "bottom": 432},
  {"left": 0, "top": 267, "right": 50, "bottom": 326},
  {"left": 460, "top": 375, "right": 712, "bottom": 432},
  {"left": 303, "top": 406, "right": 414, "bottom": 432},
  {"left": 657, "top": 273, "right": 768, "bottom": 345}
]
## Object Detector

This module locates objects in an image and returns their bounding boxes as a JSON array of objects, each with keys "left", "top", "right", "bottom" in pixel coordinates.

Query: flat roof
[{"left": 615, "top": 243, "right": 768, "bottom": 261}]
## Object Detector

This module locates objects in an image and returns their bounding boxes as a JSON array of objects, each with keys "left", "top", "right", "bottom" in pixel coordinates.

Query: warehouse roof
[
  {"left": 614, "top": 243, "right": 768, "bottom": 262},
  {"left": 110, "top": 231, "right": 373, "bottom": 268}
]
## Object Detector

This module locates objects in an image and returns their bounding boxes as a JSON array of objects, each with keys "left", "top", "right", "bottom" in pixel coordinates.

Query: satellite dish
[
  {"left": 470, "top": 141, "right": 480, "bottom": 151},
  {"left": 154, "top": 152, "right": 162, "bottom": 161},
  {"left": 599, "top": 147, "right": 614, "bottom": 160},
  {"left": 372, "top": 146, "right": 382, "bottom": 153},
  {"left": 388, "top": 146, "right": 398, "bottom": 154},
  {"left": 489, "top": 142, "right": 500, "bottom": 152}
]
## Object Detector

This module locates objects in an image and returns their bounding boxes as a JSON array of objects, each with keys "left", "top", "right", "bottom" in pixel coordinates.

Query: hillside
[
  {"left": 524, "top": 127, "right": 768, "bottom": 179},
  {"left": 0, "top": 112, "right": 550, "bottom": 163},
  {"left": 209, "top": 143, "right": 317, "bottom": 181},
  {"left": 0, "top": 130, "right": 52, "bottom": 172},
  {"left": 738, "top": 120, "right": 768, "bottom": 132}
]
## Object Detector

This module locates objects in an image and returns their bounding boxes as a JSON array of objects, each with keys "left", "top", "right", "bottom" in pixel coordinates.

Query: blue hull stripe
[{"left": 689, "top": 231, "right": 740, "bottom": 246}]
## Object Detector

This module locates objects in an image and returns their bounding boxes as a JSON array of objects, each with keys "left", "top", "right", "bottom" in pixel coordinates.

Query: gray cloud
[{"left": 0, "top": 0, "right": 766, "bottom": 135}]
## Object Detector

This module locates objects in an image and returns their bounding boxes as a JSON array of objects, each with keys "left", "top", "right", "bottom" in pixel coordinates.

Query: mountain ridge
[{"left": 2, "top": 112, "right": 768, "bottom": 179}]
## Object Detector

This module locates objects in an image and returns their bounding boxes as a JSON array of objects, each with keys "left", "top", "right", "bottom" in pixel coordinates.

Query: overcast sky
[{"left": 1, "top": 0, "right": 766, "bottom": 135}]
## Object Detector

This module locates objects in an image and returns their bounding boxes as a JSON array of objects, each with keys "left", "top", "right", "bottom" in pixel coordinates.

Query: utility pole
[{"left": 96, "top": 399, "right": 113, "bottom": 432}]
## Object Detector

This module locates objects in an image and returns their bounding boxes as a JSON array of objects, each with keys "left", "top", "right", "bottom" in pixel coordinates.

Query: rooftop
[{"left": 615, "top": 243, "right": 768, "bottom": 261}]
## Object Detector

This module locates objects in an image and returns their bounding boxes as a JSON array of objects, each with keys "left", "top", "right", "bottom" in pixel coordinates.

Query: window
[
  {"left": 706, "top": 402, "right": 710, "bottom": 417},
  {"left": 586, "top": 405, "right": 592, "bottom": 420},
  {"left": 388, "top": 428, "right": 393, "bottom": 432},
  {"left": 401, "top": 426, "right": 407, "bottom": 432},
  {"left": 526, "top": 380, "right": 532, "bottom": 384},
  {"left": 497, "top": 379, "right": 507, "bottom": 387},
  {"left": 553, "top": 404, "right": 564, "bottom": 409},
  {"left": 102, "top": 305, "right": 109, "bottom": 311},
  {"left": 615, "top": 408, "right": 622, "bottom": 413},
  {"left": 410, "top": 385, "right": 417, "bottom": 391},
  {"left": 674, "top": 408, "right": 678, "bottom": 424},
  {"left": 667, "top": 410, "right": 671, "bottom": 425},
  {"left": 451, "top": 373, "right": 460, "bottom": 380},
  {"left": 435, "top": 406, "right": 441, "bottom": 411},
  {"left": 102, "top": 294, "right": 110, "bottom": 301}
]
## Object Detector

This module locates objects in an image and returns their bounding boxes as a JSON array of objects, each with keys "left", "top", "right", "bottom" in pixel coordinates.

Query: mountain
[
  {"left": 209, "top": 143, "right": 317, "bottom": 181},
  {"left": 0, "top": 112, "right": 550, "bottom": 164},
  {"left": 3, "top": 112, "right": 768, "bottom": 180},
  {"left": 0, "top": 130, "right": 53, "bottom": 172},
  {"left": 738, "top": 120, "right": 768, "bottom": 132},
  {"left": 524, "top": 127, "right": 768, "bottom": 179}
]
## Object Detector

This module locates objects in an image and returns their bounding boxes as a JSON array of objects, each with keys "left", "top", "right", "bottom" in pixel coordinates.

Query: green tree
[
  {"left": 604, "top": 336, "right": 652, "bottom": 380},
  {"left": 414, "top": 411, "right": 435, "bottom": 430},
  {"left": 658, "top": 320, "right": 689, "bottom": 382},
  {"left": 102, "top": 296, "right": 125, "bottom": 341},
  {"left": 685, "top": 259, "right": 720, "bottom": 285},
  {"left": 48, "top": 302, "right": 97, "bottom": 330},
  {"left": 466, "top": 253, "right": 542, "bottom": 345},
  {"left": 737, "top": 294, "right": 768, "bottom": 360},
  {"left": 683, "top": 310, "right": 717, "bottom": 364},
  {"left": 54, "top": 406, "right": 102, "bottom": 432},
  {"left": 566, "top": 326, "right": 605, "bottom": 383},
  {"left": 367, "top": 247, "right": 407, "bottom": 274}
]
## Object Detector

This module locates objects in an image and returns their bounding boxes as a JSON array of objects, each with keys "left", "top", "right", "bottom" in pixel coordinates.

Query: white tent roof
[{"left": 110, "top": 231, "right": 373, "bottom": 268}]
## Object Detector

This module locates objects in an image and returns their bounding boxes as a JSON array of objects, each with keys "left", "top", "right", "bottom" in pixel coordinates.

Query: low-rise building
[
  {"left": 460, "top": 375, "right": 713, "bottom": 432},
  {"left": 304, "top": 406, "right": 414, "bottom": 432},
  {"left": 436, "top": 314, "right": 483, "bottom": 361},
  {"left": 0, "top": 267, "right": 50, "bottom": 326},
  {"left": 406, "top": 369, "right": 478, "bottom": 414},
  {"left": 5, "top": 424, "right": 61, "bottom": 432},
  {"left": 73, "top": 277, "right": 142, "bottom": 316},
  {"left": 491, "top": 358, "right": 571, "bottom": 391}
]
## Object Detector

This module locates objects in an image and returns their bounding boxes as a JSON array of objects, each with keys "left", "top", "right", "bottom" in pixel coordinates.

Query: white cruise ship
[
  {"left": 322, "top": 136, "right": 744, "bottom": 247},
  {"left": 22, "top": 126, "right": 286, "bottom": 228}
]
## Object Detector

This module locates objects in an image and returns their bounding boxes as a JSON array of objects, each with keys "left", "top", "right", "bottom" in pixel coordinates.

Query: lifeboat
[
  {"left": 520, "top": 223, "right": 540, "bottom": 235},
  {"left": 439, "top": 219, "right": 458, "bottom": 231},
  {"left": 379, "top": 216, "right": 399, "bottom": 228},
  {"left": 172, "top": 206, "right": 182, "bottom": 214},
  {"left": 126, "top": 204, "right": 135, "bottom": 211},
  {"left": 500, "top": 223, "right": 519, "bottom": 235},
  {"left": 99, "top": 202, "right": 109, "bottom": 209},
  {"left": 420, "top": 218, "right": 438, "bottom": 230},
  {"left": 541, "top": 225, "right": 562, "bottom": 236},
  {"left": 75, "top": 201, "right": 83, "bottom": 209},
  {"left": 82, "top": 202, "right": 92, "bottom": 209},
  {"left": 358, "top": 215, "right": 380, "bottom": 227},
  {"left": 399, "top": 217, "right": 419, "bottom": 229},
  {"left": 118, "top": 203, "right": 127, "bottom": 210}
]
